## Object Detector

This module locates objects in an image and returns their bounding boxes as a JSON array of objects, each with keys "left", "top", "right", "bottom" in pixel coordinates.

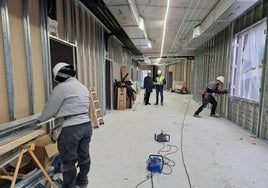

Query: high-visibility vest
[{"left": 156, "top": 76, "right": 165, "bottom": 84}]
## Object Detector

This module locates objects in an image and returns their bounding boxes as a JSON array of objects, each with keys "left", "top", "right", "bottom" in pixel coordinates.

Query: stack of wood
[{"left": 114, "top": 66, "right": 137, "bottom": 110}]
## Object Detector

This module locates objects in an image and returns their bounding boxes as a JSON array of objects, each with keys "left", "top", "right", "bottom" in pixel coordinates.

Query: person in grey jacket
[{"left": 38, "top": 62, "right": 92, "bottom": 188}]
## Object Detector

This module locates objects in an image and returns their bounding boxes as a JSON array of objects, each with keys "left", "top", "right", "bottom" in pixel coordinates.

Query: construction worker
[
  {"left": 154, "top": 70, "right": 166, "bottom": 105},
  {"left": 194, "top": 76, "right": 228, "bottom": 118},
  {"left": 143, "top": 70, "right": 153, "bottom": 105},
  {"left": 38, "top": 62, "right": 92, "bottom": 188}
]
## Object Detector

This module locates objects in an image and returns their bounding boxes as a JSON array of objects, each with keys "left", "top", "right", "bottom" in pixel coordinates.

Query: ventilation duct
[
  {"left": 186, "top": 0, "right": 259, "bottom": 49},
  {"left": 103, "top": 0, "right": 152, "bottom": 50}
]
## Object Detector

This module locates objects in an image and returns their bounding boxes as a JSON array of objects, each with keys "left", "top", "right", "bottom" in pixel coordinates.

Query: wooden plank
[{"left": 0, "top": 130, "right": 46, "bottom": 155}]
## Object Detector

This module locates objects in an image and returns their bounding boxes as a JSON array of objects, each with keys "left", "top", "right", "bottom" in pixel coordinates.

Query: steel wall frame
[
  {"left": 40, "top": 0, "right": 52, "bottom": 101},
  {"left": 193, "top": 0, "right": 268, "bottom": 140},
  {"left": 193, "top": 25, "right": 234, "bottom": 116},
  {"left": 259, "top": 17, "right": 268, "bottom": 140},
  {"left": 23, "top": 0, "right": 35, "bottom": 115},
  {"left": 1, "top": 0, "right": 15, "bottom": 121}
]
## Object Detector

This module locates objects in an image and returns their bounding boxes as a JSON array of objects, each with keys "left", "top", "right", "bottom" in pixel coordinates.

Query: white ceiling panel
[{"left": 102, "top": 0, "right": 260, "bottom": 64}]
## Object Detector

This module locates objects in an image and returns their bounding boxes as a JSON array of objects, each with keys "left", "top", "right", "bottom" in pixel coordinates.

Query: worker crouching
[{"left": 194, "top": 76, "right": 228, "bottom": 118}]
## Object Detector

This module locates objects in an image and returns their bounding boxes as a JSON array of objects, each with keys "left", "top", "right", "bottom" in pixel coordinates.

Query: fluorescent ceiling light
[
  {"left": 139, "top": 17, "right": 145, "bottom": 31},
  {"left": 160, "top": 0, "right": 170, "bottom": 57}
]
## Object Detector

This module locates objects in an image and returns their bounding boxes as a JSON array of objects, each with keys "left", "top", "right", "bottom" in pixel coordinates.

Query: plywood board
[
  {"left": 8, "top": 0, "right": 30, "bottom": 119},
  {"left": 28, "top": 0, "right": 45, "bottom": 113},
  {"left": 0, "top": 130, "right": 46, "bottom": 155}
]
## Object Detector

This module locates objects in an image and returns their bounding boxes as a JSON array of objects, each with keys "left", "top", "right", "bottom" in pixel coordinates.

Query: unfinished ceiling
[{"left": 96, "top": 0, "right": 260, "bottom": 64}]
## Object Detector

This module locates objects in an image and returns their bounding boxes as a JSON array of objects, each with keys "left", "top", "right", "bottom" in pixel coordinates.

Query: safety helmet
[
  {"left": 53, "top": 62, "right": 68, "bottom": 77},
  {"left": 147, "top": 70, "right": 152, "bottom": 74},
  {"left": 157, "top": 70, "right": 161, "bottom": 74},
  {"left": 216, "top": 76, "right": 224, "bottom": 83},
  {"left": 53, "top": 62, "right": 76, "bottom": 82}
]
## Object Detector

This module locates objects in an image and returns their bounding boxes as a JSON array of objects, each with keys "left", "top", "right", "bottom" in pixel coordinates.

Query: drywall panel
[
  {"left": 8, "top": 0, "right": 29, "bottom": 119},
  {"left": 81, "top": 10, "right": 88, "bottom": 87},
  {"left": 91, "top": 20, "right": 97, "bottom": 86},
  {"left": 28, "top": 0, "right": 45, "bottom": 114},
  {"left": 0, "top": 12, "right": 9, "bottom": 124},
  {"left": 56, "top": 0, "right": 64, "bottom": 39},
  {"left": 84, "top": 15, "right": 91, "bottom": 87},
  {"left": 75, "top": 4, "right": 81, "bottom": 81}
]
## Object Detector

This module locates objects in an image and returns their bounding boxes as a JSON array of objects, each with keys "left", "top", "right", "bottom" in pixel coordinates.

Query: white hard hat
[
  {"left": 216, "top": 76, "right": 224, "bottom": 83},
  {"left": 147, "top": 70, "right": 152, "bottom": 74},
  {"left": 53, "top": 62, "right": 68, "bottom": 77},
  {"left": 157, "top": 70, "right": 161, "bottom": 74}
]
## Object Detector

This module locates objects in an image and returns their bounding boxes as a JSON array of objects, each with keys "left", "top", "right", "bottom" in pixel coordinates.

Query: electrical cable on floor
[
  {"left": 135, "top": 173, "right": 154, "bottom": 188},
  {"left": 180, "top": 100, "right": 192, "bottom": 188},
  {"left": 150, "top": 172, "right": 154, "bottom": 188},
  {"left": 157, "top": 142, "right": 179, "bottom": 175}
]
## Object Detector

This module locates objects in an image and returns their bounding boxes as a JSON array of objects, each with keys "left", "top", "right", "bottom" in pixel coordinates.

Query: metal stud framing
[
  {"left": 62, "top": 0, "right": 68, "bottom": 41},
  {"left": 23, "top": 0, "right": 35, "bottom": 115},
  {"left": 40, "top": 0, "right": 52, "bottom": 101},
  {"left": 193, "top": 1, "right": 268, "bottom": 141},
  {"left": 1, "top": 0, "right": 15, "bottom": 121}
]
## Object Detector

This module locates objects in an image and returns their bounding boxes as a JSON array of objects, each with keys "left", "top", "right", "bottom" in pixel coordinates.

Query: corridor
[{"left": 89, "top": 90, "right": 268, "bottom": 188}]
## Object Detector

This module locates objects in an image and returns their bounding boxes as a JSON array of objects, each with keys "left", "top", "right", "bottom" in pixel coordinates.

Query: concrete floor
[{"left": 88, "top": 90, "right": 268, "bottom": 188}]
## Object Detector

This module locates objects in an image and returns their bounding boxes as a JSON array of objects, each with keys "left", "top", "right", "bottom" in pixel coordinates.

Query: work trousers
[
  {"left": 57, "top": 121, "right": 92, "bottom": 188},
  {"left": 144, "top": 91, "right": 151, "bottom": 105},
  {"left": 156, "top": 87, "right": 164, "bottom": 104},
  {"left": 195, "top": 94, "right": 217, "bottom": 115}
]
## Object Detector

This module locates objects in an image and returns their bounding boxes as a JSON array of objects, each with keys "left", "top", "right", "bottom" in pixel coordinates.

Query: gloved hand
[{"left": 219, "top": 90, "right": 228, "bottom": 94}]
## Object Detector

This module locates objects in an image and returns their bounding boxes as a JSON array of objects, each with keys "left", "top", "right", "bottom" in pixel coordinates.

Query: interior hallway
[{"left": 89, "top": 90, "right": 268, "bottom": 188}]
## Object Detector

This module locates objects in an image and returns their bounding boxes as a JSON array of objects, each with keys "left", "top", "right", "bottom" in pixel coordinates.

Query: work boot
[
  {"left": 154, "top": 103, "right": 158, "bottom": 105},
  {"left": 193, "top": 113, "right": 201, "bottom": 118},
  {"left": 210, "top": 114, "right": 220, "bottom": 118}
]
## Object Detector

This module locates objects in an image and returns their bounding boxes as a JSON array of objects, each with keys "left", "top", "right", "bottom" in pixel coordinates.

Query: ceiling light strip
[{"left": 160, "top": 0, "right": 170, "bottom": 57}]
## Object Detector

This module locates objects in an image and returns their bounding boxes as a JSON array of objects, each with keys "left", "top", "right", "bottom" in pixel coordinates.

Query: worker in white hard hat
[
  {"left": 154, "top": 70, "right": 166, "bottom": 105},
  {"left": 143, "top": 70, "right": 153, "bottom": 105},
  {"left": 194, "top": 76, "right": 228, "bottom": 118},
  {"left": 38, "top": 62, "right": 92, "bottom": 188}
]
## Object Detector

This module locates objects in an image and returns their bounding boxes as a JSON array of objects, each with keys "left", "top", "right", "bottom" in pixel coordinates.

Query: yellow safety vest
[{"left": 156, "top": 76, "right": 165, "bottom": 84}]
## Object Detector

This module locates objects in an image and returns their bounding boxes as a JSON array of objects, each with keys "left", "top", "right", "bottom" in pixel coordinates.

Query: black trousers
[
  {"left": 195, "top": 94, "right": 217, "bottom": 115},
  {"left": 57, "top": 121, "right": 92, "bottom": 188},
  {"left": 145, "top": 91, "right": 151, "bottom": 104}
]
